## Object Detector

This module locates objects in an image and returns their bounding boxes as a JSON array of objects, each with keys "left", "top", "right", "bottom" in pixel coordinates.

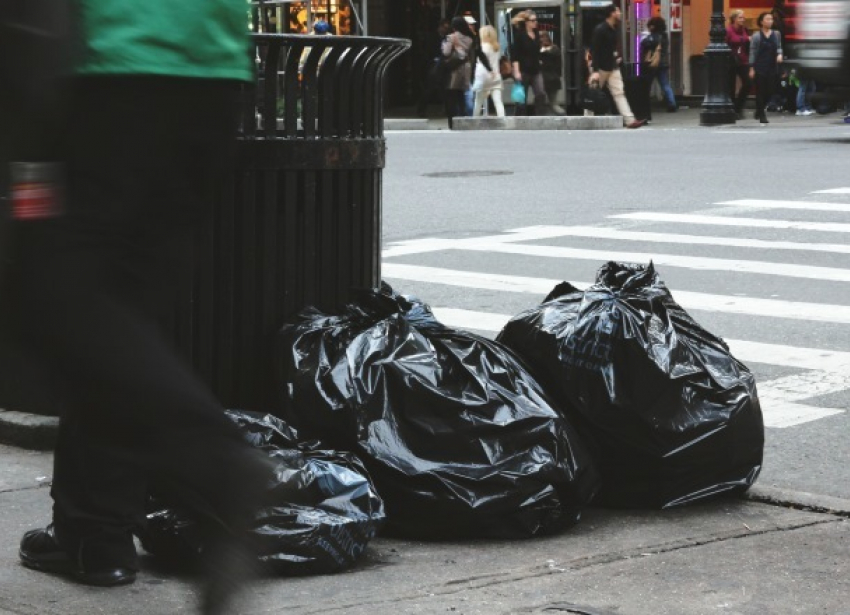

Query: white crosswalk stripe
[
  {"left": 610, "top": 212, "right": 850, "bottom": 233},
  {"left": 718, "top": 198, "right": 850, "bottom": 213},
  {"left": 383, "top": 263, "right": 850, "bottom": 324},
  {"left": 383, "top": 191, "right": 850, "bottom": 429},
  {"left": 812, "top": 188, "right": 850, "bottom": 195},
  {"left": 398, "top": 241, "right": 850, "bottom": 282}
]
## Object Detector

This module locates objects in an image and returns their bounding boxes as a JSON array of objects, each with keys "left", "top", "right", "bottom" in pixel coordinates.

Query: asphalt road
[{"left": 382, "top": 117, "right": 850, "bottom": 501}]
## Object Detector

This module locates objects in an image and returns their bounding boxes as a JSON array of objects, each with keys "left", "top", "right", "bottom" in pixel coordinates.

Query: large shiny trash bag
[
  {"left": 140, "top": 410, "right": 386, "bottom": 575},
  {"left": 277, "top": 284, "right": 599, "bottom": 539},
  {"left": 496, "top": 262, "right": 764, "bottom": 509}
]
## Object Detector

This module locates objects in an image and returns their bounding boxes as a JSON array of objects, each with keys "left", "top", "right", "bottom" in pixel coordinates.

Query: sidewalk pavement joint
[
  {"left": 746, "top": 485, "right": 850, "bottom": 518},
  {"left": 286, "top": 509, "right": 843, "bottom": 615}
]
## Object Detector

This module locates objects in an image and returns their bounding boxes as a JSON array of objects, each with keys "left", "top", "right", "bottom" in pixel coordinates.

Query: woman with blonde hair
[
  {"left": 510, "top": 10, "right": 549, "bottom": 115},
  {"left": 726, "top": 9, "right": 751, "bottom": 118},
  {"left": 471, "top": 25, "right": 505, "bottom": 117}
]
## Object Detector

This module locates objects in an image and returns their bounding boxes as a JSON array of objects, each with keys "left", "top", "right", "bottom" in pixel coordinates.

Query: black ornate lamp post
[{"left": 700, "top": 0, "right": 737, "bottom": 125}]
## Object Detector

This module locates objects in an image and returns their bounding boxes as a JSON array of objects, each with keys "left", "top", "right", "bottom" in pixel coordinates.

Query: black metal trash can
[{"left": 172, "top": 34, "right": 410, "bottom": 413}]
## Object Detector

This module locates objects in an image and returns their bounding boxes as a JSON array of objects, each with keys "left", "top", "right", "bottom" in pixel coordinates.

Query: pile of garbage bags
[
  {"left": 145, "top": 262, "right": 764, "bottom": 575},
  {"left": 277, "top": 286, "right": 600, "bottom": 539},
  {"left": 141, "top": 410, "right": 385, "bottom": 575},
  {"left": 497, "top": 262, "right": 764, "bottom": 508}
]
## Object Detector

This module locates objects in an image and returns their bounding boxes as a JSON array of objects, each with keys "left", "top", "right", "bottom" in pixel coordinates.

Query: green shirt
[{"left": 76, "top": 0, "right": 252, "bottom": 82}]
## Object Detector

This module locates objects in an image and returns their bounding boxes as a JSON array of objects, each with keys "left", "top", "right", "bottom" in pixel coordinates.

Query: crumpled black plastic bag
[
  {"left": 496, "top": 262, "right": 764, "bottom": 509},
  {"left": 141, "top": 410, "right": 385, "bottom": 575},
  {"left": 277, "top": 284, "right": 599, "bottom": 539}
]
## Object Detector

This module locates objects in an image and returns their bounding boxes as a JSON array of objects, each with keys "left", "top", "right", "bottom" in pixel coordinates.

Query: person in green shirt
[{"left": 12, "top": 1, "right": 271, "bottom": 610}]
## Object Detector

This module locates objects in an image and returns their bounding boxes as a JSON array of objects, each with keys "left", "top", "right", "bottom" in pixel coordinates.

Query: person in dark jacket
[
  {"left": 641, "top": 17, "right": 677, "bottom": 112},
  {"left": 510, "top": 10, "right": 549, "bottom": 116},
  {"left": 749, "top": 11, "right": 784, "bottom": 123},
  {"left": 442, "top": 16, "right": 492, "bottom": 128},
  {"left": 726, "top": 10, "right": 751, "bottom": 118},
  {"left": 9, "top": 0, "right": 273, "bottom": 611},
  {"left": 586, "top": 4, "right": 645, "bottom": 128},
  {"left": 539, "top": 31, "right": 564, "bottom": 114},
  {"left": 417, "top": 18, "right": 452, "bottom": 117}
]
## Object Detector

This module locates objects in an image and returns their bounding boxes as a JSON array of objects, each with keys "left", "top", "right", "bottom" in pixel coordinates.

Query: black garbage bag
[
  {"left": 277, "top": 284, "right": 599, "bottom": 539},
  {"left": 141, "top": 410, "right": 385, "bottom": 575},
  {"left": 496, "top": 262, "right": 764, "bottom": 509}
]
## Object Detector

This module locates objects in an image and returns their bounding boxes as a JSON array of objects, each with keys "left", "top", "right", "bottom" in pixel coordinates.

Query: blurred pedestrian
[
  {"left": 726, "top": 10, "right": 751, "bottom": 119},
  {"left": 637, "top": 27, "right": 659, "bottom": 123},
  {"left": 794, "top": 71, "right": 815, "bottom": 116},
  {"left": 539, "top": 31, "right": 565, "bottom": 115},
  {"left": 586, "top": 4, "right": 645, "bottom": 128},
  {"left": 472, "top": 25, "right": 505, "bottom": 117},
  {"left": 510, "top": 10, "right": 549, "bottom": 116},
  {"left": 643, "top": 17, "right": 677, "bottom": 112},
  {"left": 442, "top": 16, "right": 475, "bottom": 128},
  {"left": 417, "top": 19, "right": 452, "bottom": 118},
  {"left": 462, "top": 14, "right": 490, "bottom": 117},
  {"left": 749, "top": 11, "right": 784, "bottom": 124},
  {"left": 7, "top": 0, "right": 272, "bottom": 611}
]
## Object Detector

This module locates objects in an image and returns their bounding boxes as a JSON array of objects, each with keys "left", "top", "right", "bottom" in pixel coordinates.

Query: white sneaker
[
  {"left": 803, "top": 109, "right": 815, "bottom": 116},
  {"left": 795, "top": 110, "right": 804, "bottom": 116}
]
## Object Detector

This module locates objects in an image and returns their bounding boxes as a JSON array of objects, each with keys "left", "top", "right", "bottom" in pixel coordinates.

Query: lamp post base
[{"left": 700, "top": 108, "right": 738, "bottom": 126}]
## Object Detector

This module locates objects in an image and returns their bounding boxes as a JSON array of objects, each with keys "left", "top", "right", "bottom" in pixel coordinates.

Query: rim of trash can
[{"left": 251, "top": 33, "right": 411, "bottom": 49}]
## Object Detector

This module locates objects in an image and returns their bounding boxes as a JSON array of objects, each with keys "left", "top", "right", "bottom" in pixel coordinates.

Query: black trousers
[
  {"left": 754, "top": 72, "right": 775, "bottom": 119},
  {"left": 444, "top": 88, "right": 466, "bottom": 128},
  {"left": 517, "top": 72, "right": 549, "bottom": 116},
  {"left": 13, "top": 77, "right": 267, "bottom": 568},
  {"left": 417, "top": 62, "right": 445, "bottom": 116},
  {"left": 729, "top": 63, "right": 752, "bottom": 113}
]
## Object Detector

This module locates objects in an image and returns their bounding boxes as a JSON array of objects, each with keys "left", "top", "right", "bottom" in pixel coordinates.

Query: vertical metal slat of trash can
[
  {"left": 301, "top": 46, "right": 323, "bottom": 139},
  {"left": 319, "top": 45, "right": 350, "bottom": 307},
  {"left": 334, "top": 45, "right": 365, "bottom": 294},
  {"left": 194, "top": 181, "right": 217, "bottom": 389},
  {"left": 348, "top": 46, "right": 374, "bottom": 136},
  {"left": 359, "top": 48, "right": 387, "bottom": 286},
  {"left": 215, "top": 172, "right": 237, "bottom": 406},
  {"left": 282, "top": 44, "right": 302, "bottom": 138},
  {"left": 235, "top": 161, "right": 258, "bottom": 405},
  {"left": 262, "top": 43, "right": 281, "bottom": 139},
  {"left": 350, "top": 45, "right": 384, "bottom": 287},
  {"left": 299, "top": 43, "right": 323, "bottom": 312},
  {"left": 334, "top": 46, "right": 359, "bottom": 137},
  {"left": 318, "top": 46, "right": 346, "bottom": 138}
]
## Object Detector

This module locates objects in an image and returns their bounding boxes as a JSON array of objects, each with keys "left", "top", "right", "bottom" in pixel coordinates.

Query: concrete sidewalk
[
  {"left": 388, "top": 100, "right": 850, "bottom": 131},
  {"left": 1, "top": 443, "right": 848, "bottom": 615}
]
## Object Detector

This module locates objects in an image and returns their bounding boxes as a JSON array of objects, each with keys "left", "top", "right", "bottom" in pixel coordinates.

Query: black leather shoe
[{"left": 19, "top": 525, "right": 137, "bottom": 587}]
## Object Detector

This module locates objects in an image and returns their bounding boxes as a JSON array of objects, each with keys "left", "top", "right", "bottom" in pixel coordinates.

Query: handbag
[
  {"left": 581, "top": 79, "right": 609, "bottom": 115},
  {"left": 644, "top": 43, "right": 661, "bottom": 69},
  {"left": 499, "top": 56, "right": 512, "bottom": 79},
  {"left": 511, "top": 82, "right": 526, "bottom": 105}
]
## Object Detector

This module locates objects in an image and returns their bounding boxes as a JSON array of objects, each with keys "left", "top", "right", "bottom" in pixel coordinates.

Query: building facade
[{"left": 269, "top": 0, "right": 781, "bottom": 107}]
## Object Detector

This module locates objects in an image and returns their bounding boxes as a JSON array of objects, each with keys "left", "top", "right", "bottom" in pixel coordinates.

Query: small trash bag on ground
[
  {"left": 496, "top": 262, "right": 764, "bottom": 509},
  {"left": 140, "top": 410, "right": 385, "bottom": 575},
  {"left": 277, "top": 284, "right": 599, "bottom": 539}
]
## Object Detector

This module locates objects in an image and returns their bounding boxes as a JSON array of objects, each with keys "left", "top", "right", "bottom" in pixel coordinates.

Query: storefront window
[{"left": 250, "top": 1, "right": 356, "bottom": 34}]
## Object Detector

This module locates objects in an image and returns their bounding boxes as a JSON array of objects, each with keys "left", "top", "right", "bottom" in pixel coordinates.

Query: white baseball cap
[{"left": 463, "top": 15, "right": 477, "bottom": 25}]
